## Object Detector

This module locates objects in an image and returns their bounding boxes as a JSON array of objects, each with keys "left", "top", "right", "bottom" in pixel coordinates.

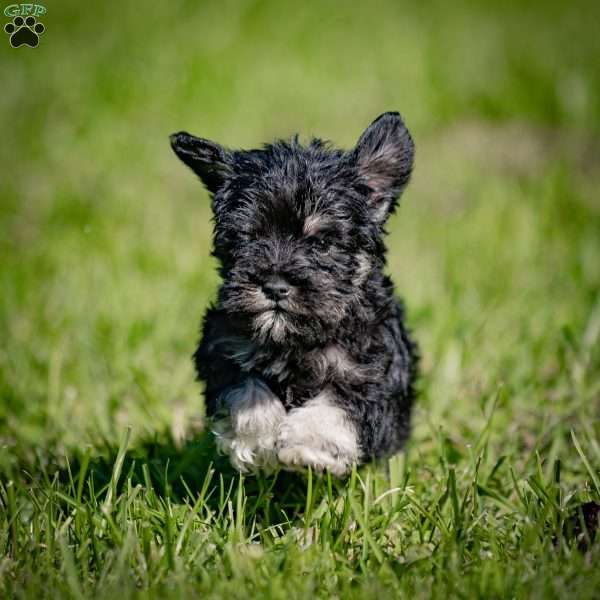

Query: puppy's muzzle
[{"left": 263, "top": 276, "right": 291, "bottom": 301}]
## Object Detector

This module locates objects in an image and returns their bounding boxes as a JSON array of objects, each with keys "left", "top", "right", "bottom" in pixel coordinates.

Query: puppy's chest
[
  {"left": 252, "top": 350, "right": 321, "bottom": 409},
  {"left": 232, "top": 341, "right": 360, "bottom": 408}
]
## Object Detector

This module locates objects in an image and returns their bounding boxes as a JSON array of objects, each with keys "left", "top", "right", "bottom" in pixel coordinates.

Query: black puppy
[{"left": 170, "top": 112, "right": 418, "bottom": 476}]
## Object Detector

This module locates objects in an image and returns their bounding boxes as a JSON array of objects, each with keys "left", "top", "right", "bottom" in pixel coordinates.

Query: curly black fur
[{"left": 170, "top": 112, "right": 418, "bottom": 469}]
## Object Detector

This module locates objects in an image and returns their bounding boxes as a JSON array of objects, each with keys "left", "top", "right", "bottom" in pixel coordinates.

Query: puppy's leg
[
  {"left": 213, "top": 377, "right": 286, "bottom": 472},
  {"left": 276, "top": 390, "right": 360, "bottom": 477}
]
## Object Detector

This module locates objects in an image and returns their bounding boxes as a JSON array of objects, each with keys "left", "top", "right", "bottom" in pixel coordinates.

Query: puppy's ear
[
  {"left": 352, "top": 112, "right": 414, "bottom": 224},
  {"left": 170, "top": 132, "right": 232, "bottom": 194}
]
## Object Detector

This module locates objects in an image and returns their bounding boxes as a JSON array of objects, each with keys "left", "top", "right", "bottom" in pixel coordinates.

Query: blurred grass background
[
  {"left": 0, "top": 0, "right": 599, "bottom": 596},
  {"left": 1, "top": 0, "right": 598, "bottom": 446}
]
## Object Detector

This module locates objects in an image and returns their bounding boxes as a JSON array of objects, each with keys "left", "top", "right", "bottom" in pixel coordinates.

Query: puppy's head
[{"left": 171, "top": 112, "right": 414, "bottom": 345}]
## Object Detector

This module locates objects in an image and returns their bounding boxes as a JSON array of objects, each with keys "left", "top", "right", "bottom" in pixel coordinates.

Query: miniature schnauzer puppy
[{"left": 170, "top": 112, "right": 418, "bottom": 476}]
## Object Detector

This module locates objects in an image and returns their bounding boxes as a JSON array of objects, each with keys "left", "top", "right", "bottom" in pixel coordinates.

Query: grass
[{"left": 1, "top": 0, "right": 599, "bottom": 597}]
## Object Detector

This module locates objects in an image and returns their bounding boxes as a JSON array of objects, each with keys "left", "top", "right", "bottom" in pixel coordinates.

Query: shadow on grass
[{"left": 55, "top": 429, "right": 326, "bottom": 521}]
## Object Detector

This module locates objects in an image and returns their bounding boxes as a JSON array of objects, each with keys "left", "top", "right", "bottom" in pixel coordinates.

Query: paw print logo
[{"left": 4, "top": 15, "right": 45, "bottom": 48}]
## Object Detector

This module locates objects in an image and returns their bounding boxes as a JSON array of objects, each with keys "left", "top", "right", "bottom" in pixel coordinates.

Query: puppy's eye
[{"left": 307, "top": 235, "right": 331, "bottom": 250}]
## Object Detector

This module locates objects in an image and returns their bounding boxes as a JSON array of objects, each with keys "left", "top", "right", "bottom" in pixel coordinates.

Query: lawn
[{"left": 1, "top": 0, "right": 599, "bottom": 598}]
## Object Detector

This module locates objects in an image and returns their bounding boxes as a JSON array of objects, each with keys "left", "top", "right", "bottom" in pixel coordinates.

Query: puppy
[{"left": 170, "top": 112, "right": 418, "bottom": 476}]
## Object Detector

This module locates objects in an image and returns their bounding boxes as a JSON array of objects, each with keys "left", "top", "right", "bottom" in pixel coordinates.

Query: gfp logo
[{"left": 4, "top": 4, "right": 46, "bottom": 47}]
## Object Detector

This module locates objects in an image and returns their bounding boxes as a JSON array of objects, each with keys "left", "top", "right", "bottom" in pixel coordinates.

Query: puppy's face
[{"left": 171, "top": 113, "right": 414, "bottom": 345}]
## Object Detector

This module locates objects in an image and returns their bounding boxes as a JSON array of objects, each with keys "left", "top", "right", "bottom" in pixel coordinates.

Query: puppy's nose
[{"left": 263, "top": 277, "right": 291, "bottom": 301}]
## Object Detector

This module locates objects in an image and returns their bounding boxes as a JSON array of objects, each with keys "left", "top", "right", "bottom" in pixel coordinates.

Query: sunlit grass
[{"left": 1, "top": 0, "right": 599, "bottom": 597}]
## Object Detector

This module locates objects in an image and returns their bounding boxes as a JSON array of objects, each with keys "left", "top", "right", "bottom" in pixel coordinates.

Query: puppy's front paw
[
  {"left": 276, "top": 392, "right": 359, "bottom": 477},
  {"left": 213, "top": 378, "right": 286, "bottom": 472}
]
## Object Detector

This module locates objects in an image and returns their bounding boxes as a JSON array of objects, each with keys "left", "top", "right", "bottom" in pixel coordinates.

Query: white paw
[
  {"left": 276, "top": 391, "right": 359, "bottom": 477},
  {"left": 212, "top": 378, "right": 286, "bottom": 472}
]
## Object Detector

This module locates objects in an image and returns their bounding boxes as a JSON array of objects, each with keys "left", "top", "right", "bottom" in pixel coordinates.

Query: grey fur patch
[
  {"left": 303, "top": 213, "right": 333, "bottom": 236},
  {"left": 352, "top": 252, "right": 372, "bottom": 286}
]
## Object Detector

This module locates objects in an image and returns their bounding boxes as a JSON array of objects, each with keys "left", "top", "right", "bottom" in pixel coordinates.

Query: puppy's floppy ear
[
  {"left": 170, "top": 132, "right": 232, "bottom": 194},
  {"left": 352, "top": 112, "right": 414, "bottom": 224}
]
